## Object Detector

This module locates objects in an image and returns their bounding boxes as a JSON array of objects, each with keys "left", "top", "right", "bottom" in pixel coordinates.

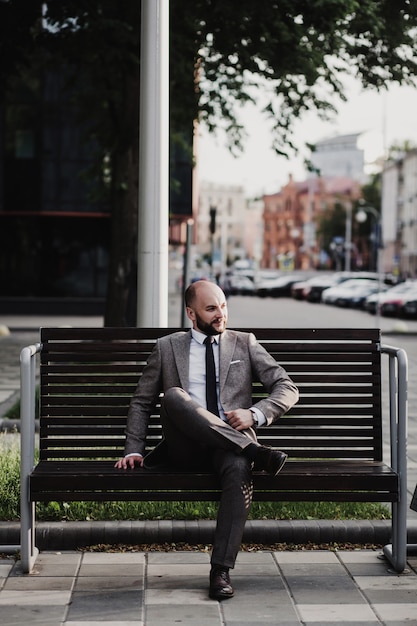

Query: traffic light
[{"left": 209, "top": 206, "right": 216, "bottom": 235}]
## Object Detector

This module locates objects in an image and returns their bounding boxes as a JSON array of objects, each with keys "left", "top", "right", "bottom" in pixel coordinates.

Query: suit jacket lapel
[
  {"left": 171, "top": 331, "right": 191, "bottom": 390},
  {"left": 219, "top": 330, "right": 237, "bottom": 393}
]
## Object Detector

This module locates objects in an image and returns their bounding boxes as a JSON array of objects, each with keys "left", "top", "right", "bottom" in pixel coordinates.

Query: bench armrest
[
  {"left": 381, "top": 344, "right": 408, "bottom": 476},
  {"left": 20, "top": 344, "right": 42, "bottom": 486}
]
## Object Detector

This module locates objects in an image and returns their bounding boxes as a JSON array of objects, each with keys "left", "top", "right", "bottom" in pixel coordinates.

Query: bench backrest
[{"left": 38, "top": 327, "right": 383, "bottom": 462}]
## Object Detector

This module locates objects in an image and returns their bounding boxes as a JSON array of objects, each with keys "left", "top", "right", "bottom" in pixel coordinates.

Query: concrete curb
[
  {"left": 0, "top": 418, "right": 40, "bottom": 433},
  {"left": 2, "top": 520, "right": 417, "bottom": 551}
]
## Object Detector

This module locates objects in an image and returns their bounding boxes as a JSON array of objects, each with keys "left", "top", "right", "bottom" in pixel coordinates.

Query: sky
[{"left": 196, "top": 75, "right": 417, "bottom": 198}]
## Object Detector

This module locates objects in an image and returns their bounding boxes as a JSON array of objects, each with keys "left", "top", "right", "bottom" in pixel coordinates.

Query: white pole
[
  {"left": 345, "top": 201, "right": 352, "bottom": 272},
  {"left": 137, "top": 0, "right": 169, "bottom": 326}
]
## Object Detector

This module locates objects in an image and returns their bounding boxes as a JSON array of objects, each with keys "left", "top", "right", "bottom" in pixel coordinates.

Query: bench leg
[
  {"left": 383, "top": 497, "right": 407, "bottom": 573},
  {"left": 20, "top": 496, "right": 38, "bottom": 574}
]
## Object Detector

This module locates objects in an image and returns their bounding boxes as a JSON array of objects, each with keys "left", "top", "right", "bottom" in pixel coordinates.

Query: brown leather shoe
[
  {"left": 254, "top": 446, "right": 288, "bottom": 476},
  {"left": 209, "top": 566, "right": 234, "bottom": 600}
]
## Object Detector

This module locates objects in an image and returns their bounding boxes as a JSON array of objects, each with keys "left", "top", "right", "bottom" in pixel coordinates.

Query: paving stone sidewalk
[{"left": 1, "top": 549, "right": 417, "bottom": 625}]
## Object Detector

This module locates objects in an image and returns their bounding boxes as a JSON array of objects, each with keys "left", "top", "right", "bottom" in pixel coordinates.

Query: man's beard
[{"left": 195, "top": 312, "right": 226, "bottom": 336}]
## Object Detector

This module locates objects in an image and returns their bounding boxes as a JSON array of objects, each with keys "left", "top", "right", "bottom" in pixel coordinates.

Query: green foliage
[
  {"left": 316, "top": 201, "right": 348, "bottom": 251},
  {"left": 3, "top": 400, "right": 20, "bottom": 422},
  {"left": 249, "top": 500, "right": 389, "bottom": 521},
  {"left": 0, "top": 441, "right": 390, "bottom": 522},
  {"left": 2, "top": 1, "right": 417, "bottom": 157},
  {"left": 174, "top": 0, "right": 417, "bottom": 155},
  {"left": 0, "top": 437, "right": 21, "bottom": 521},
  {"left": 361, "top": 173, "right": 381, "bottom": 214},
  {"left": 388, "top": 139, "right": 417, "bottom": 161},
  {"left": 33, "top": 499, "right": 389, "bottom": 522}
]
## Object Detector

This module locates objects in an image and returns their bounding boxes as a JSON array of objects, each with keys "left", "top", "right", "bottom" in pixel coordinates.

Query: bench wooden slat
[
  {"left": 40, "top": 383, "right": 131, "bottom": 393},
  {"left": 41, "top": 364, "right": 143, "bottom": 374},
  {"left": 40, "top": 362, "right": 377, "bottom": 375},
  {"left": 41, "top": 382, "right": 379, "bottom": 395},
  {"left": 39, "top": 396, "right": 379, "bottom": 408},
  {"left": 38, "top": 449, "right": 382, "bottom": 461},
  {"left": 30, "top": 491, "right": 399, "bottom": 503},
  {"left": 289, "top": 364, "right": 381, "bottom": 373},
  {"left": 39, "top": 407, "right": 380, "bottom": 417}
]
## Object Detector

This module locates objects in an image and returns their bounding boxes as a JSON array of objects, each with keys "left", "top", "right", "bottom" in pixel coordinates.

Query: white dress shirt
[
  {"left": 190, "top": 328, "right": 266, "bottom": 426},
  {"left": 190, "top": 328, "right": 224, "bottom": 418}
]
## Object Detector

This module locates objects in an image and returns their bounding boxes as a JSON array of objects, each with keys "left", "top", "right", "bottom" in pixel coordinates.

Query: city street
[{"left": 225, "top": 293, "right": 417, "bottom": 336}]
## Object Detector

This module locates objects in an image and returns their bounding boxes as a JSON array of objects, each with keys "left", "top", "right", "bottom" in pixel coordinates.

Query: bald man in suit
[{"left": 116, "top": 280, "right": 299, "bottom": 600}]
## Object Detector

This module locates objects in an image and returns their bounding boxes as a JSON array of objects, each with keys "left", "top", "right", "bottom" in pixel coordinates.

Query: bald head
[
  {"left": 185, "top": 280, "right": 228, "bottom": 335},
  {"left": 185, "top": 280, "right": 224, "bottom": 307}
]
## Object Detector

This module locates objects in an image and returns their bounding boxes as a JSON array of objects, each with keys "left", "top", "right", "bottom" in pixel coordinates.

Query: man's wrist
[{"left": 250, "top": 407, "right": 266, "bottom": 428}]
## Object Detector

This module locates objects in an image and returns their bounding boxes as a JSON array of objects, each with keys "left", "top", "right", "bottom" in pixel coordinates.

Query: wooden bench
[{"left": 19, "top": 327, "right": 408, "bottom": 573}]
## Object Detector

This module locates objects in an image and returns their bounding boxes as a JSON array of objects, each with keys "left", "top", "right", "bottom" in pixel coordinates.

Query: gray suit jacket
[{"left": 124, "top": 329, "right": 299, "bottom": 456}]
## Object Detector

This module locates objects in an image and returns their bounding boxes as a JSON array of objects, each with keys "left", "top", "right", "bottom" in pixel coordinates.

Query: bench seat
[{"left": 30, "top": 460, "right": 399, "bottom": 502}]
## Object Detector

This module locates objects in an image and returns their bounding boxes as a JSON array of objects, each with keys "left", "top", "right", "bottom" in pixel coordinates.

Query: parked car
[
  {"left": 256, "top": 273, "right": 307, "bottom": 298},
  {"left": 299, "top": 274, "right": 344, "bottom": 302},
  {"left": 290, "top": 279, "right": 310, "bottom": 300},
  {"left": 336, "top": 281, "right": 387, "bottom": 308},
  {"left": 400, "top": 290, "right": 417, "bottom": 318},
  {"left": 365, "top": 281, "right": 417, "bottom": 315},
  {"left": 229, "top": 274, "right": 255, "bottom": 296},
  {"left": 290, "top": 275, "right": 333, "bottom": 300},
  {"left": 380, "top": 284, "right": 417, "bottom": 317},
  {"left": 322, "top": 278, "right": 383, "bottom": 307},
  {"left": 304, "top": 272, "right": 380, "bottom": 303}
]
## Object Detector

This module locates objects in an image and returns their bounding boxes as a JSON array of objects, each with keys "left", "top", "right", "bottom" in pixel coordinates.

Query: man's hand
[
  {"left": 224, "top": 408, "right": 254, "bottom": 431},
  {"left": 114, "top": 454, "right": 144, "bottom": 469}
]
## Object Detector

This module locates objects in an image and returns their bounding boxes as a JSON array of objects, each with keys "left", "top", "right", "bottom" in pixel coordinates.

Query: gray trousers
[{"left": 159, "top": 386, "right": 257, "bottom": 569}]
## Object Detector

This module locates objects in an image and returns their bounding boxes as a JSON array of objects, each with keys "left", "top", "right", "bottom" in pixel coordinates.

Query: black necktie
[{"left": 204, "top": 336, "right": 219, "bottom": 416}]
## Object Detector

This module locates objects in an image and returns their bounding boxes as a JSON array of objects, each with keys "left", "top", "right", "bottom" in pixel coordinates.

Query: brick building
[{"left": 262, "top": 175, "right": 362, "bottom": 270}]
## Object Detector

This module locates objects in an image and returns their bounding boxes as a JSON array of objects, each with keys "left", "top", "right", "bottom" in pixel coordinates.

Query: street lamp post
[{"left": 356, "top": 203, "right": 383, "bottom": 327}]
